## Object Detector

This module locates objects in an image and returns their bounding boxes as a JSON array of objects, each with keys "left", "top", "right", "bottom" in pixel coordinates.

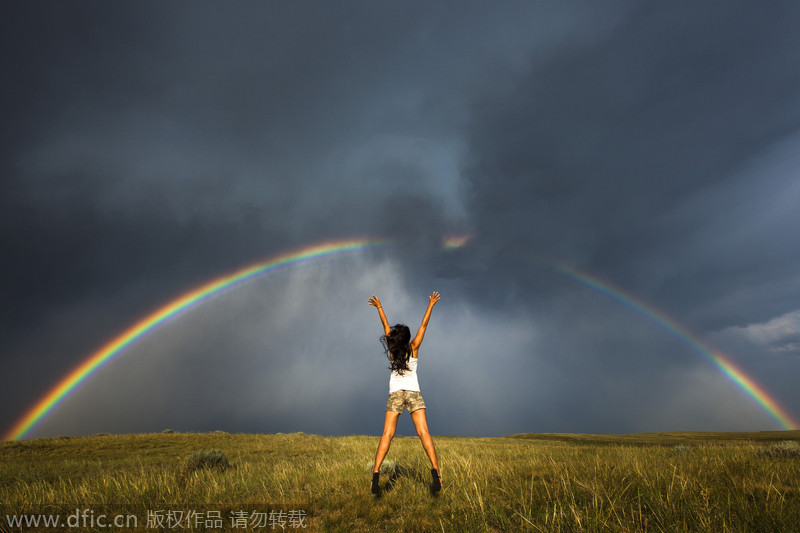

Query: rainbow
[
  {"left": 442, "top": 235, "right": 471, "bottom": 249},
  {"left": 551, "top": 261, "right": 799, "bottom": 430},
  {"left": 4, "top": 238, "right": 388, "bottom": 441},
  {"left": 7, "top": 238, "right": 797, "bottom": 439}
]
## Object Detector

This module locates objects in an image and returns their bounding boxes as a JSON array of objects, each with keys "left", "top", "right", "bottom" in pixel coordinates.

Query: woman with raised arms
[{"left": 368, "top": 291, "right": 442, "bottom": 495}]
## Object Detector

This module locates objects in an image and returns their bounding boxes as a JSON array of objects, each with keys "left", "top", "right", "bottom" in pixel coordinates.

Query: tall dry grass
[{"left": 1, "top": 431, "right": 799, "bottom": 532}]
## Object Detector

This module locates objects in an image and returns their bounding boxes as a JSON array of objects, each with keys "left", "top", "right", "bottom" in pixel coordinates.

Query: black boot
[
  {"left": 371, "top": 472, "right": 380, "bottom": 495},
  {"left": 430, "top": 468, "right": 441, "bottom": 493}
]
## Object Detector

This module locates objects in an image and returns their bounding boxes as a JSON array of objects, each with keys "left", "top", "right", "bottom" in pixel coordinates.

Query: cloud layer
[{"left": 3, "top": 2, "right": 800, "bottom": 438}]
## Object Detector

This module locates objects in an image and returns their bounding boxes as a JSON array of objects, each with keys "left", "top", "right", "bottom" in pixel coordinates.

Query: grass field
[{"left": 2, "top": 430, "right": 799, "bottom": 532}]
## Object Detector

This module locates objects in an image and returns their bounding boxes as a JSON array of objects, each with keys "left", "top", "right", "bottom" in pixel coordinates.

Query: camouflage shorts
[{"left": 386, "top": 390, "right": 426, "bottom": 413}]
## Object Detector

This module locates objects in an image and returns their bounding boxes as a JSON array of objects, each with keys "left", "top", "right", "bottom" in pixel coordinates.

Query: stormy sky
[{"left": 3, "top": 1, "right": 800, "bottom": 439}]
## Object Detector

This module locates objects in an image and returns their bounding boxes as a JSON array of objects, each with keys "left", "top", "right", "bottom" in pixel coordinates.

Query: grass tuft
[
  {"left": 183, "top": 448, "right": 231, "bottom": 473},
  {"left": 366, "top": 459, "right": 397, "bottom": 475},
  {"left": 758, "top": 440, "right": 800, "bottom": 458},
  {"left": 671, "top": 444, "right": 691, "bottom": 456}
]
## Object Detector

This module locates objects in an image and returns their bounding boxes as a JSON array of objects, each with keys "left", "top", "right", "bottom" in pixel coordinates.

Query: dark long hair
[{"left": 381, "top": 324, "right": 411, "bottom": 375}]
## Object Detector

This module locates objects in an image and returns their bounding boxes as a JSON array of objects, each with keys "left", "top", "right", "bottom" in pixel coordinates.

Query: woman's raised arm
[
  {"left": 411, "top": 291, "right": 440, "bottom": 351},
  {"left": 368, "top": 295, "right": 391, "bottom": 336}
]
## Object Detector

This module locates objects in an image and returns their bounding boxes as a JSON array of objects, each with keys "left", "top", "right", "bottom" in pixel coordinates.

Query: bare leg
[
  {"left": 410, "top": 408, "right": 440, "bottom": 482},
  {"left": 373, "top": 411, "right": 400, "bottom": 474}
]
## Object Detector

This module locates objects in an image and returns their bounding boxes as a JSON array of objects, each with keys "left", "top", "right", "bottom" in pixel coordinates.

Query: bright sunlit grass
[{"left": 1, "top": 431, "right": 799, "bottom": 532}]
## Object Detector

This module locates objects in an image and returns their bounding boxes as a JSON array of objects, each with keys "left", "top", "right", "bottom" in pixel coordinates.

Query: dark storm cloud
[
  {"left": 3, "top": 0, "right": 569, "bottom": 436},
  {"left": 1, "top": 3, "right": 427, "bottom": 332},
  {"left": 4, "top": 2, "right": 800, "bottom": 438},
  {"left": 2, "top": 0, "right": 608, "bottom": 329},
  {"left": 455, "top": 1, "right": 800, "bottom": 432},
  {"left": 464, "top": 1, "right": 800, "bottom": 328}
]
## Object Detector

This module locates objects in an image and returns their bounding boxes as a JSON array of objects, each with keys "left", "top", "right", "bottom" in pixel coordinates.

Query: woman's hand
[
  {"left": 411, "top": 291, "right": 440, "bottom": 350},
  {"left": 370, "top": 295, "right": 391, "bottom": 335}
]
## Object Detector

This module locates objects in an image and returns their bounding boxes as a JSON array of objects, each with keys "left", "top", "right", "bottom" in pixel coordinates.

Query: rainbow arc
[
  {"left": 4, "top": 238, "right": 386, "bottom": 441},
  {"left": 551, "top": 261, "right": 799, "bottom": 430},
  {"left": 4, "top": 238, "right": 797, "bottom": 440}
]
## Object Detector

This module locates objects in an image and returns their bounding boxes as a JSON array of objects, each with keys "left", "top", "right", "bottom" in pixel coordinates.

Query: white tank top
[{"left": 389, "top": 356, "right": 420, "bottom": 393}]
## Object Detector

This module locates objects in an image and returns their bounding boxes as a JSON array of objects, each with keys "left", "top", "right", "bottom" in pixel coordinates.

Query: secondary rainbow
[
  {"left": 551, "top": 261, "right": 799, "bottom": 430},
  {"left": 5, "top": 238, "right": 388, "bottom": 441}
]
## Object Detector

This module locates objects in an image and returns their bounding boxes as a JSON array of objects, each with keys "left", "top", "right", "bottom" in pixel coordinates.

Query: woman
[{"left": 368, "top": 291, "right": 442, "bottom": 495}]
